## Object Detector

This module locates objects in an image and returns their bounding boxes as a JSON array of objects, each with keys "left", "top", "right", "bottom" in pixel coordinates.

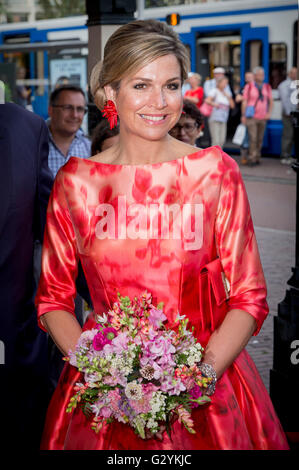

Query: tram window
[{"left": 269, "top": 43, "right": 287, "bottom": 89}]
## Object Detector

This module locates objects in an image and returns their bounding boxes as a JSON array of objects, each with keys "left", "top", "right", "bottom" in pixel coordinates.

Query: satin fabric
[{"left": 36, "top": 146, "right": 289, "bottom": 450}]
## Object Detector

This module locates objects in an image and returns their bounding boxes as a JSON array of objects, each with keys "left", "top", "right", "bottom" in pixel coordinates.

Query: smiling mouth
[{"left": 139, "top": 114, "right": 167, "bottom": 122}]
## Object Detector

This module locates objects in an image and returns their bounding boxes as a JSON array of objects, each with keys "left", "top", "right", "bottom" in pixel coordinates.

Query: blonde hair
[
  {"left": 90, "top": 19, "right": 190, "bottom": 110},
  {"left": 190, "top": 73, "right": 202, "bottom": 85}
]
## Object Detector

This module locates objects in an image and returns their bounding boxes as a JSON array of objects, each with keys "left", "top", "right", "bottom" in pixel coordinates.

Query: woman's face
[
  {"left": 169, "top": 114, "right": 200, "bottom": 146},
  {"left": 105, "top": 54, "right": 183, "bottom": 142},
  {"left": 189, "top": 75, "right": 200, "bottom": 89},
  {"left": 218, "top": 78, "right": 228, "bottom": 91}
]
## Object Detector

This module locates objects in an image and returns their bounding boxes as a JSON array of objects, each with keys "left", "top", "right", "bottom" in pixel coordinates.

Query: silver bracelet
[{"left": 198, "top": 362, "right": 217, "bottom": 396}]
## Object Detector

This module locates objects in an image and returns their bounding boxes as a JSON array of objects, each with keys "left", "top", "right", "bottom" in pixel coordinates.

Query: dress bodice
[{"left": 36, "top": 146, "right": 268, "bottom": 339}]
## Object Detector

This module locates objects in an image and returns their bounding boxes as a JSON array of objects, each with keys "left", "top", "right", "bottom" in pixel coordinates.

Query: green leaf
[
  {"left": 81, "top": 402, "right": 94, "bottom": 419},
  {"left": 134, "top": 417, "right": 145, "bottom": 439},
  {"left": 190, "top": 396, "right": 211, "bottom": 406}
]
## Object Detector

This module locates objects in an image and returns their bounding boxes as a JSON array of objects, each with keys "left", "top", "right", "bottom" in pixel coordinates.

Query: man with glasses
[
  {"left": 48, "top": 85, "right": 91, "bottom": 177},
  {"left": 46, "top": 85, "right": 92, "bottom": 390},
  {"left": 169, "top": 100, "right": 203, "bottom": 146}
]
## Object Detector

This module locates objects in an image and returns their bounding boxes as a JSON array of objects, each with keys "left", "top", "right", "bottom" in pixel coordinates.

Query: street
[{"left": 230, "top": 153, "right": 296, "bottom": 391}]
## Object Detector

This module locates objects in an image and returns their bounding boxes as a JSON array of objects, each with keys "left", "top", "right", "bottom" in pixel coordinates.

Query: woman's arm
[
  {"left": 41, "top": 310, "right": 82, "bottom": 356},
  {"left": 235, "top": 93, "right": 244, "bottom": 104},
  {"left": 185, "top": 94, "right": 198, "bottom": 104},
  {"left": 266, "top": 95, "right": 274, "bottom": 120},
  {"left": 203, "top": 308, "right": 256, "bottom": 379},
  {"left": 229, "top": 96, "right": 235, "bottom": 109},
  {"left": 210, "top": 151, "right": 269, "bottom": 382},
  {"left": 241, "top": 98, "right": 247, "bottom": 124},
  {"left": 205, "top": 96, "right": 215, "bottom": 106}
]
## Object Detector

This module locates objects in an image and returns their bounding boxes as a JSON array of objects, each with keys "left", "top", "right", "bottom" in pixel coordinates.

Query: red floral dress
[{"left": 35, "top": 146, "right": 289, "bottom": 450}]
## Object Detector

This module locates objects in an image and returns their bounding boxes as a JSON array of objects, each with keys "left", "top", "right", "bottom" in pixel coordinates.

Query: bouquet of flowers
[{"left": 66, "top": 292, "right": 212, "bottom": 439}]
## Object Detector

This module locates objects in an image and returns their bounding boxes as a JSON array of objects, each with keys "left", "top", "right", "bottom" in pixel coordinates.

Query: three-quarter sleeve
[
  {"left": 35, "top": 169, "right": 79, "bottom": 331},
  {"left": 215, "top": 151, "right": 269, "bottom": 335}
]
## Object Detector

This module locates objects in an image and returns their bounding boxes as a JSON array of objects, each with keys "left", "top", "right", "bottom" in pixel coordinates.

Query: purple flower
[
  {"left": 189, "top": 385, "right": 203, "bottom": 408},
  {"left": 148, "top": 307, "right": 167, "bottom": 328}
]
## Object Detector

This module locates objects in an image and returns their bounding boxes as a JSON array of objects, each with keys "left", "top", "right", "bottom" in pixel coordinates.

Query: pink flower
[
  {"left": 129, "top": 383, "right": 157, "bottom": 414},
  {"left": 140, "top": 361, "right": 163, "bottom": 380},
  {"left": 102, "top": 327, "right": 118, "bottom": 340},
  {"left": 100, "top": 406, "right": 112, "bottom": 418},
  {"left": 148, "top": 307, "right": 167, "bottom": 328},
  {"left": 92, "top": 327, "right": 117, "bottom": 351},
  {"left": 189, "top": 385, "right": 203, "bottom": 408},
  {"left": 160, "top": 377, "right": 186, "bottom": 395},
  {"left": 147, "top": 336, "right": 175, "bottom": 357}
]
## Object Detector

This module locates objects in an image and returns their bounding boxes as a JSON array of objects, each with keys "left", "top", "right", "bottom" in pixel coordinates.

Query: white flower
[
  {"left": 184, "top": 343, "right": 203, "bottom": 366},
  {"left": 125, "top": 381, "right": 143, "bottom": 401},
  {"left": 97, "top": 313, "right": 108, "bottom": 324},
  {"left": 175, "top": 312, "right": 186, "bottom": 322},
  {"left": 146, "top": 418, "right": 158, "bottom": 430},
  {"left": 150, "top": 391, "right": 166, "bottom": 415}
]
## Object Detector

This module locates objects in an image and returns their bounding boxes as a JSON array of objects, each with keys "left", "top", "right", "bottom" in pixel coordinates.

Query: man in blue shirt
[
  {"left": 278, "top": 67, "right": 297, "bottom": 165},
  {"left": 46, "top": 85, "right": 91, "bottom": 390},
  {"left": 48, "top": 85, "right": 91, "bottom": 177}
]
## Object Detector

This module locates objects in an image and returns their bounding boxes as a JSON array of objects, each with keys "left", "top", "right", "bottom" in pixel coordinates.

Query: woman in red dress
[
  {"left": 35, "top": 19, "right": 289, "bottom": 450},
  {"left": 184, "top": 73, "right": 204, "bottom": 110}
]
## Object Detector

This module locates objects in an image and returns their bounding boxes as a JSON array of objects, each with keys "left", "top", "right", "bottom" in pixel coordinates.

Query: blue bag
[{"left": 245, "top": 105, "right": 255, "bottom": 118}]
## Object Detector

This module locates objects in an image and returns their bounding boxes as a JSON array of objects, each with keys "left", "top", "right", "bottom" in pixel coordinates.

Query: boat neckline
[{"left": 69, "top": 147, "right": 216, "bottom": 168}]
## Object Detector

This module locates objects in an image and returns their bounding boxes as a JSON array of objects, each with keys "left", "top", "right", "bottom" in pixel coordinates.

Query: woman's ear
[{"left": 104, "top": 85, "right": 116, "bottom": 104}]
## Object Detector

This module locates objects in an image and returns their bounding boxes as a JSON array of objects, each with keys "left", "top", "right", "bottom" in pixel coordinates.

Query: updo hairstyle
[{"left": 90, "top": 19, "right": 190, "bottom": 110}]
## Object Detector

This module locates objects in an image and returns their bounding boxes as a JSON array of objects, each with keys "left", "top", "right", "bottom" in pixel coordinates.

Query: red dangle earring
[{"left": 102, "top": 100, "right": 118, "bottom": 129}]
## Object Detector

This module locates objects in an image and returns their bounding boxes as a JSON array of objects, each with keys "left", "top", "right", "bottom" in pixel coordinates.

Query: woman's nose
[{"left": 150, "top": 88, "right": 167, "bottom": 109}]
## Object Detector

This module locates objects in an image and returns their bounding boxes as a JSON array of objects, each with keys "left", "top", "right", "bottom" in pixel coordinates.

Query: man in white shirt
[
  {"left": 203, "top": 67, "right": 232, "bottom": 97},
  {"left": 278, "top": 67, "right": 297, "bottom": 165}
]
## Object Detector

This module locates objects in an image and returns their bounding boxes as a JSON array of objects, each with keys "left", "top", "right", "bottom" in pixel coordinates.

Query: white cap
[{"left": 213, "top": 67, "right": 225, "bottom": 74}]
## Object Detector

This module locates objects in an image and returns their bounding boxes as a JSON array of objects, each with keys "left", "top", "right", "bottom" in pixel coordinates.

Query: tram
[{"left": 0, "top": 0, "right": 297, "bottom": 155}]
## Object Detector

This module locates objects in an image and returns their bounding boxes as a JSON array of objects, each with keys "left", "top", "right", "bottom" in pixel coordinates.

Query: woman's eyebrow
[{"left": 129, "top": 76, "right": 181, "bottom": 83}]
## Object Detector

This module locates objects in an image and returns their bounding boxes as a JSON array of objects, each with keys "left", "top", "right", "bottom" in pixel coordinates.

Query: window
[
  {"left": 269, "top": 43, "right": 287, "bottom": 89},
  {"left": 294, "top": 20, "right": 298, "bottom": 67}
]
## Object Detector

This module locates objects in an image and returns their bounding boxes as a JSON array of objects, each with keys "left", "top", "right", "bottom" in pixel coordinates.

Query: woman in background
[
  {"left": 205, "top": 77, "right": 235, "bottom": 148},
  {"left": 169, "top": 99, "right": 202, "bottom": 146},
  {"left": 184, "top": 73, "right": 204, "bottom": 110}
]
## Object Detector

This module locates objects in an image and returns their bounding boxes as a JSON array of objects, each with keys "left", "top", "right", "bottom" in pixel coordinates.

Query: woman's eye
[
  {"left": 134, "top": 83, "right": 146, "bottom": 90},
  {"left": 167, "top": 83, "right": 180, "bottom": 90}
]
